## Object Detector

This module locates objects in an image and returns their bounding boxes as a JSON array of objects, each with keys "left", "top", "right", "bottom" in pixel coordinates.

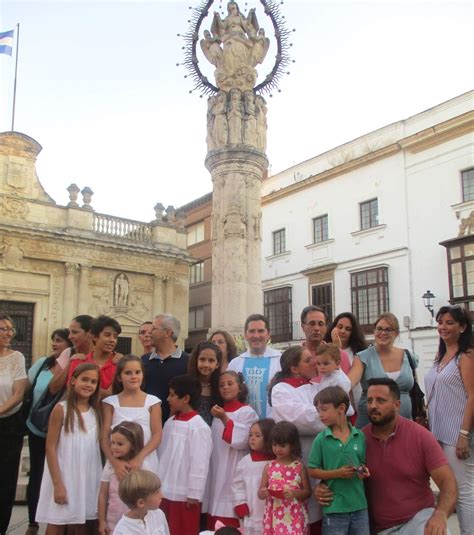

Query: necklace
[{"left": 201, "top": 382, "right": 211, "bottom": 388}]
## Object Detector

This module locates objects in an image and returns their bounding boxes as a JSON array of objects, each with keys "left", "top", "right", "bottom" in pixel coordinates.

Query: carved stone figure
[
  {"left": 243, "top": 90, "right": 257, "bottom": 146},
  {"left": 458, "top": 211, "right": 474, "bottom": 237},
  {"left": 207, "top": 91, "right": 229, "bottom": 150},
  {"left": 250, "top": 28, "right": 270, "bottom": 67},
  {"left": 200, "top": 30, "right": 223, "bottom": 68},
  {"left": 114, "top": 273, "right": 129, "bottom": 307},
  {"left": 228, "top": 88, "right": 243, "bottom": 144},
  {"left": 204, "top": 1, "right": 269, "bottom": 91},
  {"left": 255, "top": 95, "right": 268, "bottom": 152}
]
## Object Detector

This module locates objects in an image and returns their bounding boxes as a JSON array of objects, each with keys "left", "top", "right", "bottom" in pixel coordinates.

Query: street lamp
[{"left": 422, "top": 290, "right": 436, "bottom": 318}]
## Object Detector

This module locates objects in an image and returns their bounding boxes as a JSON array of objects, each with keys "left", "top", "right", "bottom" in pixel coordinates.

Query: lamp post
[{"left": 422, "top": 290, "right": 436, "bottom": 324}]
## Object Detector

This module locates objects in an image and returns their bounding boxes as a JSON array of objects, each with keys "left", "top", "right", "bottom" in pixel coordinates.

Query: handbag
[
  {"left": 22, "top": 358, "right": 49, "bottom": 424},
  {"left": 405, "top": 350, "right": 429, "bottom": 428},
  {"left": 29, "top": 381, "right": 66, "bottom": 434}
]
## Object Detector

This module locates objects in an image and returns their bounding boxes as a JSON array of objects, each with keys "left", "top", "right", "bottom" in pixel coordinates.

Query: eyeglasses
[
  {"left": 375, "top": 327, "right": 395, "bottom": 334},
  {"left": 0, "top": 327, "right": 16, "bottom": 334}
]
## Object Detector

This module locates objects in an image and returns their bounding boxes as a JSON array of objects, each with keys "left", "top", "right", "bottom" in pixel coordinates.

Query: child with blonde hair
[{"left": 114, "top": 470, "right": 169, "bottom": 534}]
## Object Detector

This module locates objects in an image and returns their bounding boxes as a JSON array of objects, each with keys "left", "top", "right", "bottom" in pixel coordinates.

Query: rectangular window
[
  {"left": 360, "top": 198, "right": 379, "bottom": 230},
  {"left": 264, "top": 287, "right": 292, "bottom": 343},
  {"left": 462, "top": 168, "right": 474, "bottom": 202},
  {"left": 187, "top": 222, "right": 205, "bottom": 246},
  {"left": 190, "top": 261, "right": 204, "bottom": 284},
  {"left": 188, "top": 307, "right": 205, "bottom": 330},
  {"left": 311, "top": 283, "right": 333, "bottom": 323},
  {"left": 313, "top": 215, "right": 329, "bottom": 243},
  {"left": 351, "top": 267, "right": 389, "bottom": 331},
  {"left": 445, "top": 239, "right": 474, "bottom": 311},
  {"left": 273, "top": 228, "right": 286, "bottom": 255}
]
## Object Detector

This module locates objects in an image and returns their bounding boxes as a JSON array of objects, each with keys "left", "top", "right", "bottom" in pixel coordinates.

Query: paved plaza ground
[{"left": 7, "top": 504, "right": 461, "bottom": 535}]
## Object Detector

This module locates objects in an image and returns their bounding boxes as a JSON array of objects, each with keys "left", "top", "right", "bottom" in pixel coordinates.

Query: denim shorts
[{"left": 322, "top": 509, "right": 370, "bottom": 535}]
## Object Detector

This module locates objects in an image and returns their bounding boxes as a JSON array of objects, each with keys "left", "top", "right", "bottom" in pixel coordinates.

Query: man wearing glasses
[{"left": 142, "top": 314, "right": 189, "bottom": 423}]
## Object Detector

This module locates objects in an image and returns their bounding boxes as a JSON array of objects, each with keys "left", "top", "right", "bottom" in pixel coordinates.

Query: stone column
[
  {"left": 63, "top": 262, "right": 77, "bottom": 324},
  {"left": 153, "top": 275, "right": 165, "bottom": 314},
  {"left": 206, "top": 90, "right": 268, "bottom": 335},
  {"left": 164, "top": 276, "right": 175, "bottom": 313},
  {"left": 78, "top": 265, "right": 91, "bottom": 313}
]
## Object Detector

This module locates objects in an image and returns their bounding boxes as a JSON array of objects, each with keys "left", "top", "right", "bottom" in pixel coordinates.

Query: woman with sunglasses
[
  {"left": 348, "top": 312, "right": 414, "bottom": 428},
  {"left": 425, "top": 305, "right": 474, "bottom": 534},
  {"left": 0, "top": 313, "right": 28, "bottom": 535}
]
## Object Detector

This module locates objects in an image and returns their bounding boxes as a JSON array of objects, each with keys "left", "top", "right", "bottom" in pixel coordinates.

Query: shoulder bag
[
  {"left": 405, "top": 350, "right": 429, "bottom": 428},
  {"left": 22, "top": 358, "right": 50, "bottom": 425}
]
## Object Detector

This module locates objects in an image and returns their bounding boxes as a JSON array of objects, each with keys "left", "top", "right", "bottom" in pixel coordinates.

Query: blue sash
[{"left": 242, "top": 357, "right": 271, "bottom": 418}]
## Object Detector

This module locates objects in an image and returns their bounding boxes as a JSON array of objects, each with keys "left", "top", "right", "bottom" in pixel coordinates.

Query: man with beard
[{"left": 316, "top": 378, "right": 457, "bottom": 534}]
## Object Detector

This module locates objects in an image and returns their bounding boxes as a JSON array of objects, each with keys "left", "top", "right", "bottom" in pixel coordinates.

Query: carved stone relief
[
  {"left": 0, "top": 196, "right": 30, "bottom": 220},
  {"left": 458, "top": 211, "right": 474, "bottom": 237},
  {"left": 206, "top": 90, "right": 267, "bottom": 153}
]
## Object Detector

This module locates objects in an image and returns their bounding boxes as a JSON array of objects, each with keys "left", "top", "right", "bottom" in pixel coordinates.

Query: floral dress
[{"left": 263, "top": 460, "right": 309, "bottom": 535}]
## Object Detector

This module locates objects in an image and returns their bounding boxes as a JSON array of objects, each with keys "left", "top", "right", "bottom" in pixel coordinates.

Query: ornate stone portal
[{"left": 181, "top": 0, "right": 292, "bottom": 334}]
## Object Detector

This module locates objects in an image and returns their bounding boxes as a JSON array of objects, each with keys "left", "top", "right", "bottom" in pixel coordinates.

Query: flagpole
[{"left": 11, "top": 22, "right": 19, "bottom": 131}]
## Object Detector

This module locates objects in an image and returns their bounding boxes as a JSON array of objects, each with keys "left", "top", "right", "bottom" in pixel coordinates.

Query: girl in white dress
[
  {"left": 36, "top": 362, "right": 102, "bottom": 534},
  {"left": 232, "top": 418, "right": 276, "bottom": 535},
  {"left": 102, "top": 355, "right": 162, "bottom": 478},
  {"left": 207, "top": 371, "right": 258, "bottom": 529}
]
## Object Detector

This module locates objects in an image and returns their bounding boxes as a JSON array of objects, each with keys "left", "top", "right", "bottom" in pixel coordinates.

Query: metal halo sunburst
[{"left": 177, "top": 0, "right": 295, "bottom": 97}]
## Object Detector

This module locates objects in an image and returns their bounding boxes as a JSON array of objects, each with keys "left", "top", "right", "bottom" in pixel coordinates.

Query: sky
[{"left": 0, "top": 0, "right": 472, "bottom": 221}]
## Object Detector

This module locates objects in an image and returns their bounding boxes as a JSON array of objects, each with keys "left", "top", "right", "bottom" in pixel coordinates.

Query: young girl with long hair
[
  {"left": 188, "top": 341, "right": 222, "bottom": 425},
  {"left": 269, "top": 346, "right": 324, "bottom": 531},
  {"left": 232, "top": 418, "right": 276, "bottom": 535},
  {"left": 98, "top": 421, "right": 145, "bottom": 535},
  {"left": 36, "top": 363, "right": 102, "bottom": 534},
  {"left": 207, "top": 371, "right": 258, "bottom": 529},
  {"left": 102, "top": 355, "right": 162, "bottom": 478},
  {"left": 259, "top": 421, "right": 310, "bottom": 535}
]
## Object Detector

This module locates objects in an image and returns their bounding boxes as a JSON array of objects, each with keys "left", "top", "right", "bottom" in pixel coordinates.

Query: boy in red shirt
[{"left": 68, "top": 315, "right": 121, "bottom": 398}]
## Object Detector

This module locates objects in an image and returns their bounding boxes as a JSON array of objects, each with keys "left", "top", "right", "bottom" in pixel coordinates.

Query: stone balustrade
[{"left": 93, "top": 213, "right": 153, "bottom": 242}]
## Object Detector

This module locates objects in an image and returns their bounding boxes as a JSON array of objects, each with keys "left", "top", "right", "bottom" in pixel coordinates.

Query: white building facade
[{"left": 261, "top": 91, "right": 474, "bottom": 385}]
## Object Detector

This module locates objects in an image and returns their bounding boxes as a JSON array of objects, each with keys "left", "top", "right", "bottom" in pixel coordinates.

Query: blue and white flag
[{"left": 0, "top": 29, "right": 14, "bottom": 56}]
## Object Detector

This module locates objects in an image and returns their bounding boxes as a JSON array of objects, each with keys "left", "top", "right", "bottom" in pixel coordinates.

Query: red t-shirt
[
  {"left": 67, "top": 351, "right": 117, "bottom": 390},
  {"left": 363, "top": 416, "right": 448, "bottom": 532}
]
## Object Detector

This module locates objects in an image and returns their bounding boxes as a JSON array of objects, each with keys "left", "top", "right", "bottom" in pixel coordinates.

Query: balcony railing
[{"left": 93, "top": 213, "right": 152, "bottom": 242}]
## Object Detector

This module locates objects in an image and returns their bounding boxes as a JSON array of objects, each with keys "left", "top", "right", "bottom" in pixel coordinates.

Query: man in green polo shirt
[{"left": 308, "top": 386, "right": 370, "bottom": 534}]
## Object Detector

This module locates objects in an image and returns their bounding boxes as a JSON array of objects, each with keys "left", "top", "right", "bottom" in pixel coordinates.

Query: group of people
[{"left": 0, "top": 304, "right": 471, "bottom": 535}]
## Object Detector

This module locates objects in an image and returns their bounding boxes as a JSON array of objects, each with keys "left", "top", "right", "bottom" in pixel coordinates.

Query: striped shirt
[{"left": 425, "top": 355, "right": 467, "bottom": 446}]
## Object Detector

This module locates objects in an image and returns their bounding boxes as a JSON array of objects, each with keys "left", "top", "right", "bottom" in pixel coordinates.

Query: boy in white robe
[{"left": 158, "top": 375, "right": 212, "bottom": 535}]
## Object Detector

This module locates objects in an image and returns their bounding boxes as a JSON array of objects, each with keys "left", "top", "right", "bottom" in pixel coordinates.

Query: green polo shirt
[{"left": 308, "top": 424, "right": 368, "bottom": 514}]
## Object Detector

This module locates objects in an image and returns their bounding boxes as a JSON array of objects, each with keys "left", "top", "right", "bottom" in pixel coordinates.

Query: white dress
[
  {"left": 36, "top": 401, "right": 102, "bottom": 524},
  {"left": 232, "top": 452, "right": 272, "bottom": 535},
  {"left": 102, "top": 394, "right": 160, "bottom": 473},
  {"left": 207, "top": 402, "right": 258, "bottom": 518}
]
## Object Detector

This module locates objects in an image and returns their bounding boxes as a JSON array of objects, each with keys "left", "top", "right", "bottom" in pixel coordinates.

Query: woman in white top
[{"left": 0, "top": 313, "right": 28, "bottom": 535}]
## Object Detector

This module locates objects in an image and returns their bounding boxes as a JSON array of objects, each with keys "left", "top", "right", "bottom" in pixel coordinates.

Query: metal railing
[{"left": 93, "top": 213, "right": 153, "bottom": 242}]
